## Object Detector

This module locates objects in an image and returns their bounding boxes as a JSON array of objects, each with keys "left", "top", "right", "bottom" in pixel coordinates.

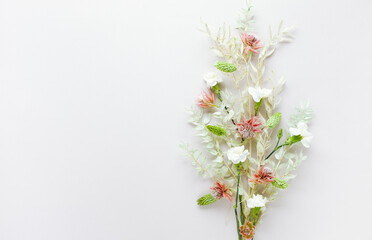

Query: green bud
[
  {"left": 235, "top": 162, "right": 242, "bottom": 171},
  {"left": 251, "top": 207, "right": 261, "bottom": 217},
  {"left": 249, "top": 207, "right": 261, "bottom": 224},
  {"left": 197, "top": 193, "right": 217, "bottom": 206},
  {"left": 212, "top": 83, "right": 221, "bottom": 95},
  {"left": 284, "top": 135, "right": 303, "bottom": 146},
  {"left": 277, "top": 128, "right": 283, "bottom": 140},
  {"left": 267, "top": 112, "right": 282, "bottom": 128},
  {"left": 272, "top": 178, "right": 289, "bottom": 189},
  {"left": 206, "top": 125, "right": 227, "bottom": 136},
  {"left": 214, "top": 61, "right": 237, "bottom": 73}
]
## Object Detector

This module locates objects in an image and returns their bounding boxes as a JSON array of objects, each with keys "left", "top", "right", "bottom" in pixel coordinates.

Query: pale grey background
[{"left": 0, "top": 0, "right": 371, "bottom": 239}]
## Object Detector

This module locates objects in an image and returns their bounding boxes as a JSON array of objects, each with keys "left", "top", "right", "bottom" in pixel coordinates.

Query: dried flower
[
  {"left": 210, "top": 181, "right": 233, "bottom": 202},
  {"left": 239, "top": 220, "right": 256, "bottom": 240},
  {"left": 236, "top": 117, "right": 263, "bottom": 139},
  {"left": 250, "top": 166, "right": 275, "bottom": 184},
  {"left": 196, "top": 89, "right": 216, "bottom": 108},
  {"left": 240, "top": 33, "right": 263, "bottom": 54},
  {"left": 182, "top": 7, "right": 314, "bottom": 240}
]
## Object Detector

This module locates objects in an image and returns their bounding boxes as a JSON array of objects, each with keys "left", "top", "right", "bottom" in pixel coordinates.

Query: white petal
[
  {"left": 307, "top": 135, "right": 313, "bottom": 141},
  {"left": 297, "top": 121, "right": 308, "bottom": 132},
  {"left": 248, "top": 87, "right": 261, "bottom": 102},
  {"left": 210, "top": 80, "right": 218, "bottom": 87},
  {"left": 261, "top": 88, "right": 273, "bottom": 98},
  {"left": 238, "top": 145, "right": 245, "bottom": 151},
  {"left": 302, "top": 129, "right": 312, "bottom": 138},
  {"left": 289, "top": 127, "right": 301, "bottom": 136},
  {"left": 301, "top": 138, "right": 311, "bottom": 148},
  {"left": 203, "top": 72, "right": 216, "bottom": 80}
]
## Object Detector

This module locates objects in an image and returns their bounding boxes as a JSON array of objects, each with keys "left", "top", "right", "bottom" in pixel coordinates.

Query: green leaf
[
  {"left": 284, "top": 135, "right": 303, "bottom": 146},
  {"left": 267, "top": 112, "right": 281, "bottom": 128},
  {"left": 254, "top": 99, "right": 262, "bottom": 115},
  {"left": 206, "top": 125, "right": 226, "bottom": 136},
  {"left": 272, "top": 178, "right": 289, "bottom": 189},
  {"left": 197, "top": 193, "right": 217, "bottom": 206},
  {"left": 214, "top": 61, "right": 237, "bottom": 73}
]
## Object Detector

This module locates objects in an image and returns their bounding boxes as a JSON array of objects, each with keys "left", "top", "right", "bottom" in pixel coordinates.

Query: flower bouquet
[{"left": 180, "top": 3, "right": 313, "bottom": 240}]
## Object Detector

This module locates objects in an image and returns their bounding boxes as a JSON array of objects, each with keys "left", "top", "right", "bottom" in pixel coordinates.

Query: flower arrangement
[{"left": 180, "top": 3, "right": 313, "bottom": 240}]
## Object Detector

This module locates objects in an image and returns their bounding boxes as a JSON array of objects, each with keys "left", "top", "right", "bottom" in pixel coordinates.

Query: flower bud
[{"left": 284, "top": 135, "right": 303, "bottom": 146}]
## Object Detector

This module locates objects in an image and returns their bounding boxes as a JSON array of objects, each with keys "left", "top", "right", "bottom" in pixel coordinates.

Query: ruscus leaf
[
  {"left": 206, "top": 125, "right": 227, "bottom": 136},
  {"left": 214, "top": 61, "right": 237, "bottom": 73},
  {"left": 271, "top": 178, "right": 289, "bottom": 189},
  {"left": 197, "top": 193, "right": 217, "bottom": 206},
  {"left": 267, "top": 112, "right": 281, "bottom": 128}
]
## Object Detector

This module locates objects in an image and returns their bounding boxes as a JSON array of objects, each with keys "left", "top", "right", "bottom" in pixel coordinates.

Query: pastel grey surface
[{"left": 0, "top": 0, "right": 371, "bottom": 239}]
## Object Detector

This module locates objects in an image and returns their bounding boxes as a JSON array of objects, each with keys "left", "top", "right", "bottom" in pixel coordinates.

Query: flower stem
[
  {"left": 265, "top": 144, "right": 284, "bottom": 160},
  {"left": 239, "top": 194, "right": 245, "bottom": 225},
  {"left": 234, "top": 169, "right": 242, "bottom": 240}
]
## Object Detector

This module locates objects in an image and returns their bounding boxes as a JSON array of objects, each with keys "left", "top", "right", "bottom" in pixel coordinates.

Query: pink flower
[
  {"left": 236, "top": 116, "right": 263, "bottom": 139},
  {"left": 196, "top": 89, "right": 217, "bottom": 108},
  {"left": 239, "top": 220, "right": 256, "bottom": 240},
  {"left": 210, "top": 181, "right": 233, "bottom": 202},
  {"left": 240, "top": 33, "right": 263, "bottom": 54},
  {"left": 249, "top": 166, "right": 275, "bottom": 184}
]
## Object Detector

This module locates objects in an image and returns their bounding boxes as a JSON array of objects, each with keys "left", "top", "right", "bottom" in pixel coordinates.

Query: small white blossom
[
  {"left": 203, "top": 72, "right": 223, "bottom": 87},
  {"left": 227, "top": 146, "right": 249, "bottom": 164},
  {"left": 289, "top": 121, "right": 313, "bottom": 148},
  {"left": 247, "top": 194, "right": 267, "bottom": 208},
  {"left": 248, "top": 86, "right": 273, "bottom": 102}
]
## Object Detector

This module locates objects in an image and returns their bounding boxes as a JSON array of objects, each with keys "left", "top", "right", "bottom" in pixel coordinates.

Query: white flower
[
  {"left": 289, "top": 121, "right": 313, "bottom": 148},
  {"left": 203, "top": 72, "right": 223, "bottom": 87},
  {"left": 248, "top": 86, "right": 273, "bottom": 102},
  {"left": 227, "top": 146, "right": 249, "bottom": 164},
  {"left": 247, "top": 194, "right": 267, "bottom": 208}
]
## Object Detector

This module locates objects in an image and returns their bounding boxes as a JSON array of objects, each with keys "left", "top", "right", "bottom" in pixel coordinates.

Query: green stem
[
  {"left": 239, "top": 194, "right": 244, "bottom": 224},
  {"left": 234, "top": 170, "right": 242, "bottom": 240},
  {"left": 254, "top": 99, "right": 262, "bottom": 116},
  {"left": 265, "top": 144, "right": 283, "bottom": 160}
]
